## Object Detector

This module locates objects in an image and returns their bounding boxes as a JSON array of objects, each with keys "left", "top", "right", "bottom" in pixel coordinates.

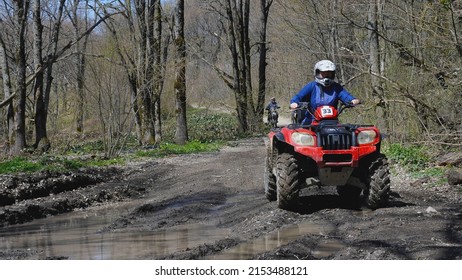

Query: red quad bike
[{"left": 264, "top": 102, "right": 390, "bottom": 211}]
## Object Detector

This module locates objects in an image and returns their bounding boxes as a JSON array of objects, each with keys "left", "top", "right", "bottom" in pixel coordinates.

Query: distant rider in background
[{"left": 265, "top": 97, "right": 280, "bottom": 126}]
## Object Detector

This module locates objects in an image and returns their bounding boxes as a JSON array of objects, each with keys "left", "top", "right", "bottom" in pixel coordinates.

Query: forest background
[{"left": 0, "top": 0, "right": 461, "bottom": 165}]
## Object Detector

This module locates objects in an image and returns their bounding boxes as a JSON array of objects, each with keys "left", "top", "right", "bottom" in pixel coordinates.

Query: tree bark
[
  {"left": 153, "top": 0, "right": 163, "bottom": 144},
  {"left": 0, "top": 35, "right": 15, "bottom": 149},
  {"left": 104, "top": 8, "right": 143, "bottom": 144},
  {"left": 72, "top": 0, "right": 90, "bottom": 134},
  {"left": 368, "top": 0, "right": 388, "bottom": 134},
  {"left": 257, "top": 0, "right": 273, "bottom": 126},
  {"left": 224, "top": 0, "right": 249, "bottom": 133},
  {"left": 174, "top": 0, "right": 188, "bottom": 144},
  {"left": 134, "top": 0, "right": 155, "bottom": 145},
  {"left": 32, "top": 0, "right": 47, "bottom": 151},
  {"left": 132, "top": 0, "right": 165, "bottom": 146},
  {"left": 32, "top": 0, "right": 66, "bottom": 151},
  {"left": 12, "top": 0, "right": 30, "bottom": 155}
]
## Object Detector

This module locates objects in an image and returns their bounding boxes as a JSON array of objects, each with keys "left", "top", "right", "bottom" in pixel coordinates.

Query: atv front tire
[
  {"left": 264, "top": 153, "right": 277, "bottom": 201},
  {"left": 365, "top": 154, "right": 390, "bottom": 209},
  {"left": 276, "top": 153, "right": 301, "bottom": 210}
]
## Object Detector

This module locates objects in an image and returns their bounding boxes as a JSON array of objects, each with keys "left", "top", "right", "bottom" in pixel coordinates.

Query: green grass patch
[
  {"left": 0, "top": 157, "right": 42, "bottom": 174},
  {"left": 384, "top": 143, "right": 448, "bottom": 184},
  {"left": 67, "top": 140, "right": 106, "bottom": 154},
  {"left": 0, "top": 155, "right": 125, "bottom": 174},
  {"left": 86, "top": 157, "right": 125, "bottom": 167},
  {"left": 38, "top": 156, "right": 84, "bottom": 170},
  {"left": 384, "top": 143, "right": 430, "bottom": 171},
  {"left": 162, "top": 109, "right": 240, "bottom": 143},
  {"left": 135, "top": 140, "right": 222, "bottom": 157},
  {"left": 413, "top": 166, "right": 446, "bottom": 178},
  {"left": 1, "top": 108, "right": 243, "bottom": 175},
  {"left": 414, "top": 166, "right": 448, "bottom": 185}
]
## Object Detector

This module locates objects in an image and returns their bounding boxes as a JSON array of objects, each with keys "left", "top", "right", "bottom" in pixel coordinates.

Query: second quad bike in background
[{"left": 266, "top": 105, "right": 280, "bottom": 128}]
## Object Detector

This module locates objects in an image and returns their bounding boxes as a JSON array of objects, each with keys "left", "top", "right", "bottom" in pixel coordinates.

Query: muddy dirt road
[{"left": 1, "top": 137, "right": 461, "bottom": 260}]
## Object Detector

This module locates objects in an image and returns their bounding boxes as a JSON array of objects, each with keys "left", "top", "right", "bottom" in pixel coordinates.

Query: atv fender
[
  {"left": 268, "top": 131, "right": 286, "bottom": 153},
  {"left": 272, "top": 131, "right": 285, "bottom": 142}
]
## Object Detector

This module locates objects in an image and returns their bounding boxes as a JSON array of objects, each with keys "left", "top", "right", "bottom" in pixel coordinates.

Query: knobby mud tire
[
  {"left": 365, "top": 154, "right": 391, "bottom": 209},
  {"left": 276, "top": 153, "right": 301, "bottom": 210},
  {"left": 264, "top": 154, "right": 277, "bottom": 201}
]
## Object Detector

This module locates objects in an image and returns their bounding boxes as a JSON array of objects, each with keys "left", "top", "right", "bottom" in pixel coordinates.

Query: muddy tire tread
[
  {"left": 276, "top": 153, "right": 301, "bottom": 210},
  {"left": 366, "top": 154, "right": 391, "bottom": 209},
  {"left": 264, "top": 154, "right": 277, "bottom": 201}
]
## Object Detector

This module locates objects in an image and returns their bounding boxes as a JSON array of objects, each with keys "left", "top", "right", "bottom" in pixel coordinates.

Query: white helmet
[{"left": 314, "top": 60, "right": 336, "bottom": 87}]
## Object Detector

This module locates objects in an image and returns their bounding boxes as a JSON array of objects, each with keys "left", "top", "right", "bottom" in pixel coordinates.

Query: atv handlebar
[
  {"left": 338, "top": 101, "right": 357, "bottom": 114},
  {"left": 290, "top": 101, "right": 357, "bottom": 110},
  {"left": 290, "top": 102, "right": 310, "bottom": 111},
  {"left": 289, "top": 100, "right": 360, "bottom": 124}
]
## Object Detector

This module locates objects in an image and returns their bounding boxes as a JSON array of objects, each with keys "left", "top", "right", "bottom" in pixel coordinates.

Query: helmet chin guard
[{"left": 315, "top": 77, "right": 333, "bottom": 87}]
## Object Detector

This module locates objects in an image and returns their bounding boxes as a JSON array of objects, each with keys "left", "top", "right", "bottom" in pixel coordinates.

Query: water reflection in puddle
[
  {"left": 311, "top": 240, "right": 345, "bottom": 259},
  {"left": 0, "top": 204, "right": 229, "bottom": 260},
  {"left": 0, "top": 194, "right": 345, "bottom": 260},
  {"left": 208, "top": 222, "right": 343, "bottom": 259}
]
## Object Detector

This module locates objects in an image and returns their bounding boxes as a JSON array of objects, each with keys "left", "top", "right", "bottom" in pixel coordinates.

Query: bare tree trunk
[
  {"left": 174, "top": 0, "right": 188, "bottom": 144},
  {"left": 73, "top": 0, "right": 90, "bottom": 134},
  {"left": 330, "top": 0, "right": 345, "bottom": 81},
  {"left": 32, "top": 0, "right": 66, "bottom": 151},
  {"left": 32, "top": 0, "right": 48, "bottom": 151},
  {"left": 448, "top": 1, "right": 462, "bottom": 59},
  {"left": 43, "top": 0, "right": 65, "bottom": 141},
  {"left": 132, "top": 0, "right": 166, "bottom": 146},
  {"left": 242, "top": 0, "right": 257, "bottom": 130},
  {"left": 12, "top": 0, "right": 30, "bottom": 155},
  {"left": 224, "top": 0, "right": 249, "bottom": 133},
  {"left": 134, "top": 0, "right": 155, "bottom": 145},
  {"left": 206, "top": 0, "right": 268, "bottom": 133},
  {"left": 75, "top": 60, "right": 85, "bottom": 133},
  {"left": 127, "top": 81, "right": 142, "bottom": 145},
  {"left": 0, "top": 36, "right": 15, "bottom": 150},
  {"left": 153, "top": 0, "right": 163, "bottom": 144},
  {"left": 368, "top": 0, "right": 388, "bottom": 134},
  {"left": 119, "top": 0, "right": 166, "bottom": 146},
  {"left": 103, "top": 4, "right": 143, "bottom": 144},
  {"left": 257, "top": 0, "right": 273, "bottom": 125}
]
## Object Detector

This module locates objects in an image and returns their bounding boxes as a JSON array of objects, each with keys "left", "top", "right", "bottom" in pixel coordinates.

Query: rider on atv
[
  {"left": 264, "top": 59, "right": 390, "bottom": 211},
  {"left": 290, "top": 60, "right": 360, "bottom": 124},
  {"left": 266, "top": 97, "right": 280, "bottom": 128}
]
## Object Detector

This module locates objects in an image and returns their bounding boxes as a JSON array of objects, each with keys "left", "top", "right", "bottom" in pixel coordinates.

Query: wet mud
[{"left": 1, "top": 137, "right": 461, "bottom": 260}]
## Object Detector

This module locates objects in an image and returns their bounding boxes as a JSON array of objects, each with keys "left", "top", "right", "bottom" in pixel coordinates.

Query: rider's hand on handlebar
[
  {"left": 290, "top": 102, "right": 298, "bottom": 109},
  {"left": 351, "top": 99, "right": 361, "bottom": 106}
]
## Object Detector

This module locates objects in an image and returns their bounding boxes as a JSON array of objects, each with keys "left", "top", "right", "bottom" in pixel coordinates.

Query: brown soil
[{"left": 1, "top": 137, "right": 461, "bottom": 259}]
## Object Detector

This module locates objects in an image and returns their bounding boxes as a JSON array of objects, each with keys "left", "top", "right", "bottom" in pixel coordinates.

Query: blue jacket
[{"left": 290, "top": 81, "right": 356, "bottom": 124}]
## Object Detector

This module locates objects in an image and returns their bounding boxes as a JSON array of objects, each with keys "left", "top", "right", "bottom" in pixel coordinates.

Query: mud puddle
[
  {"left": 208, "top": 222, "right": 342, "bottom": 259},
  {"left": 1, "top": 191, "right": 344, "bottom": 260},
  {"left": 0, "top": 202, "right": 230, "bottom": 260}
]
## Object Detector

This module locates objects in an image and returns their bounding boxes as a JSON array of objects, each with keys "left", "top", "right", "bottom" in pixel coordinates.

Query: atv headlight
[
  {"left": 357, "top": 130, "right": 377, "bottom": 144},
  {"left": 291, "top": 132, "right": 315, "bottom": 146}
]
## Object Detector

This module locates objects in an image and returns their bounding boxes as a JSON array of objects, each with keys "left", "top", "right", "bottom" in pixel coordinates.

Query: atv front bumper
[{"left": 293, "top": 145, "right": 378, "bottom": 168}]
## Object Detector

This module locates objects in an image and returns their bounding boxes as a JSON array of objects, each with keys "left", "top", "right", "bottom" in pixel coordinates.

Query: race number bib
[{"left": 321, "top": 106, "right": 334, "bottom": 117}]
